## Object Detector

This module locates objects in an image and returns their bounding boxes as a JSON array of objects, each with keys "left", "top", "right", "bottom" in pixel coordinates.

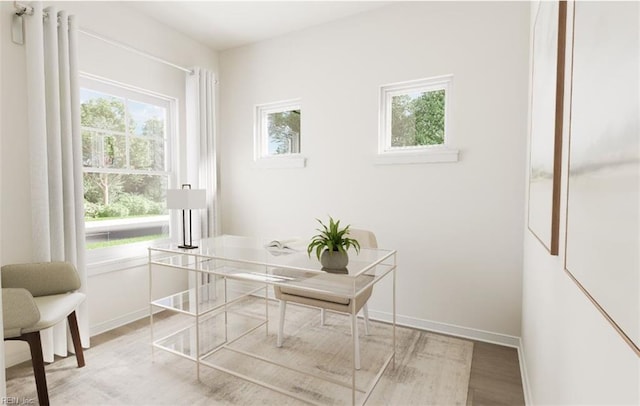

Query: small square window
[
  {"left": 377, "top": 75, "right": 458, "bottom": 164},
  {"left": 254, "top": 99, "right": 305, "bottom": 168}
]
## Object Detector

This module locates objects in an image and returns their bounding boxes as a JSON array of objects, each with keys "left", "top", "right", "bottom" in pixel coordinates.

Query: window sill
[
  {"left": 374, "top": 148, "right": 459, "bottom": 165},
  {"left": 86, "top": 237, "right": 170, "bottom": 276},
  {"left": 254, "top": 155, "right": 306, "bottom": 169},
  {"left": 87, "top": 254, "right": 148, "bottom": 277}
]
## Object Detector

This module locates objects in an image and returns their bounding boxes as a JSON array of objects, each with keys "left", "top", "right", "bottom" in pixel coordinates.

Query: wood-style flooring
[
  {"left": 467, "top": 342, "right": 525, "bottom": 406},
  {"left": 6, "top": 310, "right": 525, "bottom": 405}
]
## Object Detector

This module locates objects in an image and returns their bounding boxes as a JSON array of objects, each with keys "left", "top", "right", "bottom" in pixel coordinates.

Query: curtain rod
[
  {"left": 79, "top": 29, "right": 194, "bottom": 74},
  {"left": 13, "top": 1, "right": 194, "bottom": 75}
]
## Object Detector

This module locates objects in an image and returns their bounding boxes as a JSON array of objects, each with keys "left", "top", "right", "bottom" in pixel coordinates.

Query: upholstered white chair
[
  {"left": 274, "top": 229, "right": 377, "bottom": 370},
  {"left": 2, "top": 262, "right": 86, "bottom": 406}
]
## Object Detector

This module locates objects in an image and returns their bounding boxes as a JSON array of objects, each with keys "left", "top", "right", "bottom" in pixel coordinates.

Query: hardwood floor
[
  {"left": 6, "top": 311, "right": 525, "bottom": 405},
  {"left": 467, "top": 342, "right": 526, "bottom": 406}
]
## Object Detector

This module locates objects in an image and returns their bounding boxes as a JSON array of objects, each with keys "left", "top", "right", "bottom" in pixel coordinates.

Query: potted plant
[{"left": 307, "top": 216, "right": 361, "bottom": 270}]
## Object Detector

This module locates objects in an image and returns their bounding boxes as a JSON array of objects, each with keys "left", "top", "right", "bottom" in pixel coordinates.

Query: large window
[
  {"left": 80, "top": 77, "right": 174, "bottom": 254},
  {"left": 377, "top": 75, "right": 458, "bottom": 164}
]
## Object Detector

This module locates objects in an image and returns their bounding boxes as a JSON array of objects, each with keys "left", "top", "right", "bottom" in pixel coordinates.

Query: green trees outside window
[
  {"left": 379, "top": 75, "right": 453, "bottom": 163},
  {"left": 391, "top": 89, "right": 445, "bottom": 148},
  {"left": 267, "top": 109, "right": 300, "bottom": 155},
  {"left": 255, "top": 100, "right": 303, "bottom": 166},
  {"left": 81, "top": 85, "right": 170, "bottom": 249}
]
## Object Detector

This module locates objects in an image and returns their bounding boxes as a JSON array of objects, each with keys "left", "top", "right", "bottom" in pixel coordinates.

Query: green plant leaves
[{"left": 306, "top": 216, "right": 361, "bottom": 259}]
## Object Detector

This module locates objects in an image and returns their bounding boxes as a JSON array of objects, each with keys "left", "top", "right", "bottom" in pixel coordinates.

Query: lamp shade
[{"left": 166, "top": 188, "right": 206, "bottom": 209}]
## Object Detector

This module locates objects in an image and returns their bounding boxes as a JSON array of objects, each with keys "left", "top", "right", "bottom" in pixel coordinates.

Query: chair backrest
[
  {"left": 273, "top": 229, "right": 378, "bottom": 301},
  {"left": 2, "top": 288, "right": 41, "bottom": 338},
  {"left": 348, "top": 229, "right": 378, "bottom": 249},
  {"left": 1, "top": 261, "right": 81, "bottom": 297}
]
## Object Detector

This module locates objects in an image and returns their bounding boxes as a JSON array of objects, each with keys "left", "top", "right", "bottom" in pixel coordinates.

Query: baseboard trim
[
  {"left": 517, "top": 338, "right": 533, "bottom": 406},
  {"left": 91, "top": 302, "right": 522, "bottom": 348},
  {"left": 367, "top": 309, "right": 521, "bottom": 348},
  {"left": 5, "top": 347, "right": 30, "bottom": 368},
  {"left": 89, "top": 307, "right": 152, "bottom": 337}
]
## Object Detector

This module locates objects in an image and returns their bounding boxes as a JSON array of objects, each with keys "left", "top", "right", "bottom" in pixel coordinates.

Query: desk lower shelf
[
  {"left": 151, "top": 280, "right": 265, "bottom": 317},
  {"left": 152, "top": 308, "right": 266, "bottom": 362}
]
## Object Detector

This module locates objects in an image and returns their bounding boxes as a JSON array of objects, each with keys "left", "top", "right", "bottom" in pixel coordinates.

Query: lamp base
[{"left": 178, "top": 245, "right": 199, "bottom": 250}]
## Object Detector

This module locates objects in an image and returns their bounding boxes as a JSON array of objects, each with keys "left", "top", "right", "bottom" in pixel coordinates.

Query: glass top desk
[{"left": 148, "top": 235, "right": 397, "bottom": 405}]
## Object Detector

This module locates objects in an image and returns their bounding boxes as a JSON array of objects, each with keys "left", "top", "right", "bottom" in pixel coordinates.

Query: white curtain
[
  {"left": 24, "top": 2, "right": 89, "bottom": 362},
  {"left": 186, "top": 68, "right": 217, "bottom": 301},
  {"left": 186, "top": 68, "right": 218, "bottom": 238}
]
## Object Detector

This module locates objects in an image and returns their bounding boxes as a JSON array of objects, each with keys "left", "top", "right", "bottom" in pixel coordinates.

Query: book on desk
[{"left": 264, "top": 238, "right": 305, "bottom": 255}]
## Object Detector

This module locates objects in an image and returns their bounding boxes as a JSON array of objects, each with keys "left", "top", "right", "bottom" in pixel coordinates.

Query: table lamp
[{"left": 166, "top": 184, "right": 206, "bottom": 249}]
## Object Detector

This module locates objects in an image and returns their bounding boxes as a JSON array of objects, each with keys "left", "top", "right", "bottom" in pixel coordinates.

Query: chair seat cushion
[
  {"left": 280, "top": 287, "right": 351, "bottom": 305},
  {"left": 23, "top": 292, "right": 86, "bottom": 333}
]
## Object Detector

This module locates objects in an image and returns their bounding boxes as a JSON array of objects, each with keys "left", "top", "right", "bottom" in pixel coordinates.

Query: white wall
[
  {"left": 0, "top": 0, "right": 218, "bottom": 365},
  {"left": 0, "top": 0, "right": 31, "bottom": 368},
  {"left": 0, "top": 2, "right": 5, "bottom": 397},
  {"left": 520, "top": 2, "right": 640, "bottom": 404},
  {"left": 219, "top": 1, "right": 530, "bottom": 341},
  {"left": 522, "top": 238, "right": 640, "bottom": 405}
]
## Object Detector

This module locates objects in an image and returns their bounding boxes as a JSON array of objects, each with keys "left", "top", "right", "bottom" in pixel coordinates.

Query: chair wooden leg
[
  {"left": 277, "top": 300, "right": 286, "bottom": 348},
  {"left": 24, "top": 332, "right": 50, "bottom": 406},
  {"left": 67, "top": 311, "right": 85, "bottom": 368}
]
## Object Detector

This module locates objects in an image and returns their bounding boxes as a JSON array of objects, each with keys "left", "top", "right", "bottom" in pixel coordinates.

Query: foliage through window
[
  {"left": 391, "top": 89, "right": 445, "bottom": 147},
  {"left": 378, "top": 75, "right": 457, "bottom": 164},
  {"left": 254, "top": 99, "right": 305, "bottom": 167},
  {"left": 268, "top": 109, "right": 300, "bottom": 155},
  {"left": 80, "top": 78, "right": 172, "bottom": 250}
]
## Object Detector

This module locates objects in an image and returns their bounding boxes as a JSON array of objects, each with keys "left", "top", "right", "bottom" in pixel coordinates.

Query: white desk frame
[{"left": 148, "top": 235, "right": 397, "bottom": 406}]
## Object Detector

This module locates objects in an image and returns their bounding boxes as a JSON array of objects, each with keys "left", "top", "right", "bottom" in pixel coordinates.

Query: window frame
[
  {"left": 80, "top": 74, "right": 177, "bottom": 265},
  {"left": 376, "top": 75, "right": 459, "bottom": 165},
  {"left": 253, "top": 99, "right": 305, "bottom": 168}
]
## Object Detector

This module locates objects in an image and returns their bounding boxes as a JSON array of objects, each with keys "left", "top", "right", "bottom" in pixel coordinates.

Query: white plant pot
[{"left": 320, "top": 250, "right": 348, "bottom": 270}]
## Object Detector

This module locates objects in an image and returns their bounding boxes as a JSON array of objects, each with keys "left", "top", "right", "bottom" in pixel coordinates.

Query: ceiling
[{"left": 124, "top": 1, "right": 390, "bottom": 51}]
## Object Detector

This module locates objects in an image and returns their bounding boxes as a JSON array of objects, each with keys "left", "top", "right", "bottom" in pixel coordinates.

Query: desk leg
[
  {"left": 148, "top": 250, "right": 154, "bottom": 360},
  {"left": 393, "top": 256, "right": 397, "bottom": 370},
  {"left": 352, "top": 304, "right": 357, "bottom": 406},
  {"left": 265, "top": 282, "right": 269, "bottom": 337},
  {"left": 223, "top": 276, "right": 228, "bottom": 343},
  {"left": 195, "top": 267, "right": 201, "bottom": 381}
]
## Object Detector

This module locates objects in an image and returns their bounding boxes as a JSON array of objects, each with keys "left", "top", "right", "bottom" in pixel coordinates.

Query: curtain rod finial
[{"left": 13, "top": 1, "right": 33, "bottom": 16}]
